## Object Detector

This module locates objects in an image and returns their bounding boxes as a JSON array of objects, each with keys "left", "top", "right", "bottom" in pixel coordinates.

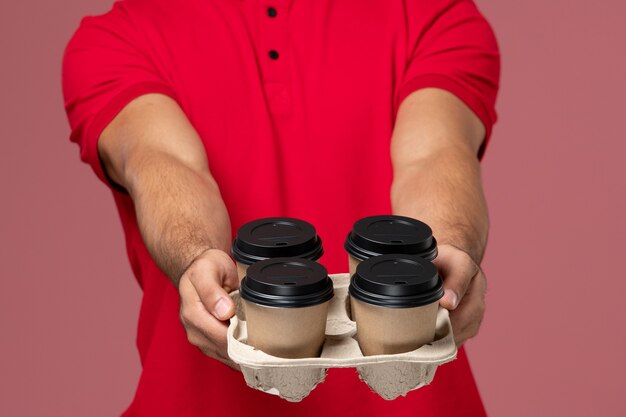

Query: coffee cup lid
[
  {"left": 349, "top": 254, "right": 444, "bottom": 308},
  {"left": 232, "top": 217, "right": 324, "bottom": 265},
  {"left": 240, "top": 258, "right": 334, "bottom": 308},
  {"left": 344, "top": 215, "right": 437, "bottom": 261}
]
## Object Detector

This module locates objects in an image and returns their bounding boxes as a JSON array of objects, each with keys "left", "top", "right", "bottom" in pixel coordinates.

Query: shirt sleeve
[
  {"left": 62, "top": 3, "right": 178, "bottom": 187},
  {"left": 396, "top": 0, "right": 501, "bottom": 158}
]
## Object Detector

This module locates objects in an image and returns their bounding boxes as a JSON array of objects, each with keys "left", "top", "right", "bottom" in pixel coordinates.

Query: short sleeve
[
  {"left": 62, "top": 2, "right": 177, "bottom": 187},
  {"left": 396, "top": 0, "right": 501, "bottom": 157}
]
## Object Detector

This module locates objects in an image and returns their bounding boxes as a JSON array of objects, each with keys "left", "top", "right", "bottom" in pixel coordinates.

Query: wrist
[
  {"left": 178, "top": 248, "right": 234, "bottom": 287},
  {"left": 437, "top": 236, "right": 485, "bottom": 265}
]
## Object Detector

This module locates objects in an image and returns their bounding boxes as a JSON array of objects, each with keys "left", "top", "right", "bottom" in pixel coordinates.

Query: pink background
[{"left": 1, "top": 0, "right": 625, "bottom": 416}]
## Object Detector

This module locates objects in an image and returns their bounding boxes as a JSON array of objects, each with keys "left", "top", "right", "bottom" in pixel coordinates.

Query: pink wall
[
  {"left": 472, "top": 0, "right": 626, "bottom": 415},
  {"left": 1, "top": 1, "right": 624, "bottom": 416},
  {"left": 471, "top": 1, "right": 626, "bottom": 415}
]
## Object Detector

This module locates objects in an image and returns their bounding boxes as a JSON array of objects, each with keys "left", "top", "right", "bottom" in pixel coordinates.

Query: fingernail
[
  {"left": 447, "top": 290, "right": 459, "bottom": 309},
  {"left": 214, "top": 297, "right": 230, "bottom": 319}
]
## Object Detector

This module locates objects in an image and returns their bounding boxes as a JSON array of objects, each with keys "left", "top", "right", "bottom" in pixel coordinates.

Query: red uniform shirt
[{"left": 63, "top": 0, "right": 499, "bottom": 415}]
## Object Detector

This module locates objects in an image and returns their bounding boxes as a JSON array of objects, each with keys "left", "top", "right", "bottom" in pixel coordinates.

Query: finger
[
  {"left": 179, "top": 259, "right": 240, "bottom": 371},
  {"left": 433, "top": 245, "right": 479, "bottom": 310},
  {"left": 186, "top": 327, "right": 240, "bottom": 370},
  {"left": 187, "top": 252, "right": 237, "bottom": 320},
  {"left": 449, "top": 270, "right": 486, "bottom": 347},
  {"left": 179, "top": 275, "right": 230, "bottom": 346},
  {"left": 185, "top": 326, "right": 228, "bottom": 360}
]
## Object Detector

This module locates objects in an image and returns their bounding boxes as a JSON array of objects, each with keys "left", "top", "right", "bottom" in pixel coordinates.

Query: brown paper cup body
[
  {"left": 244, "top": 300, "right": 329, "bottom": 359},
  {"left": 348, "top": 254, "right": 361, "bottom": 277},
  {"left": 351, "top": 297, "right": 439, "bottom": 356},
  {"left": 236, "top": 262, "right": 249, "bottom": 282}
]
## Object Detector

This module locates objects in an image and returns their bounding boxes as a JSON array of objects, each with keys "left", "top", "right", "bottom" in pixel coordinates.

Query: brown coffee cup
[
  {"left": 349, "top": 254, "right": 444, "bottom": 356},
  {"left": 239, "top": 257, "right": 334, "bottom": 359},
  {"left": 232, "top": 218, "right": 324, "bottom": 281},
  {"left": 344, "top": 215, "right": 438, "bottom": 276}
]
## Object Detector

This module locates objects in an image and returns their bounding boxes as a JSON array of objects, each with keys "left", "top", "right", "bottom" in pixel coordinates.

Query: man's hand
[
  {"left": 434, "top": 245, "right": 486, "bottom": 347},
  {"left": 179, "top": 249, "right": 240, "bottom": 370}
]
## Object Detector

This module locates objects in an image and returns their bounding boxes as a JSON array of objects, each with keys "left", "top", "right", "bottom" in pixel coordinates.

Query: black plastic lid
[
  {"left": 349, "top": 254, "right": 444, "bottom": 308},
  {"left": 344, "top": 215, "right": 437, "bottom": 261},
  {"left": 232, "top": 217, "right": 324, "bottom": 265},
  {"left": 240, "top": 258, "right": 334, "bottom": 308}
]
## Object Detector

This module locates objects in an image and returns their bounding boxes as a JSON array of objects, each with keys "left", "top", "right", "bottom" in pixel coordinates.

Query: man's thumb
[{"left": 213, "top": 294, "right": 235, "bottom": 320}]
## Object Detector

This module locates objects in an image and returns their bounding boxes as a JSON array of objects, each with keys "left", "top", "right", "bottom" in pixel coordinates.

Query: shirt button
[
  {"left": 268, "top": 50, "right": 279, "bottom": 60},
  {"left": 267, "top": 7, "right": 277, "bottom": 18}
]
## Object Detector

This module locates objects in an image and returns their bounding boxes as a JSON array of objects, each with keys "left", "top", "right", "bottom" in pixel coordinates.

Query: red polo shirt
[{"left": 63, "top": 0, "right": 499, "bottom": 415}]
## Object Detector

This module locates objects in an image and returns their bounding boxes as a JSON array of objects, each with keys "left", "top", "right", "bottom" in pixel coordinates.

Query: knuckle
[
  {"left": 480, "top": 274, "right": 488, "bottom": 293},
  {"left": 469, "top": 323, "right": 481, "bottom": 339},
  {"left": 186, "top": 330, "right": 197, "bottom": 345},
  {"left": 179, "top": 311, "right": 188, "bottom": 326},
  {"left": 179, "top": 307, "right": 195, "bottom": 327},
  {"left": 477, "top": 300, "right": 486, "bottom": 316},
  {"left": 187, "top": 330, "right": 210, "bottom": 350},
  {"left": 179, "top": 307, "right": 188, "bottom": 322}
]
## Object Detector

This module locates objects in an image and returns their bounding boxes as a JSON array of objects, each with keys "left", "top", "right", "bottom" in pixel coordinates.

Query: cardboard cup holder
[{"left": 227, "top": 273, "right": 457, "bottom": 402}]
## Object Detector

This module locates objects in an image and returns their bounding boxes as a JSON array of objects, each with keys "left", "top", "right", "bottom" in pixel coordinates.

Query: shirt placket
[{"left": 258, "top": 0, "right": 292, "bottom": 116}]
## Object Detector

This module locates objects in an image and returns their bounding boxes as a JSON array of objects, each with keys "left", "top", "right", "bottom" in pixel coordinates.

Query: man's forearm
[
  {"left": 98, "top": 94, "right": 232, "bottom": 286},
  {"left": 96, "top": 95, "right": 239, "bottom": 365},
  {"left": 125, "top": 152, "right": 232, "bottom": 285},
  {"left": 389, "top": 89, "right": 490, "bottom": 345},
  {"left": 391, "top": 145, "right": 489, "bottom": 263}
]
